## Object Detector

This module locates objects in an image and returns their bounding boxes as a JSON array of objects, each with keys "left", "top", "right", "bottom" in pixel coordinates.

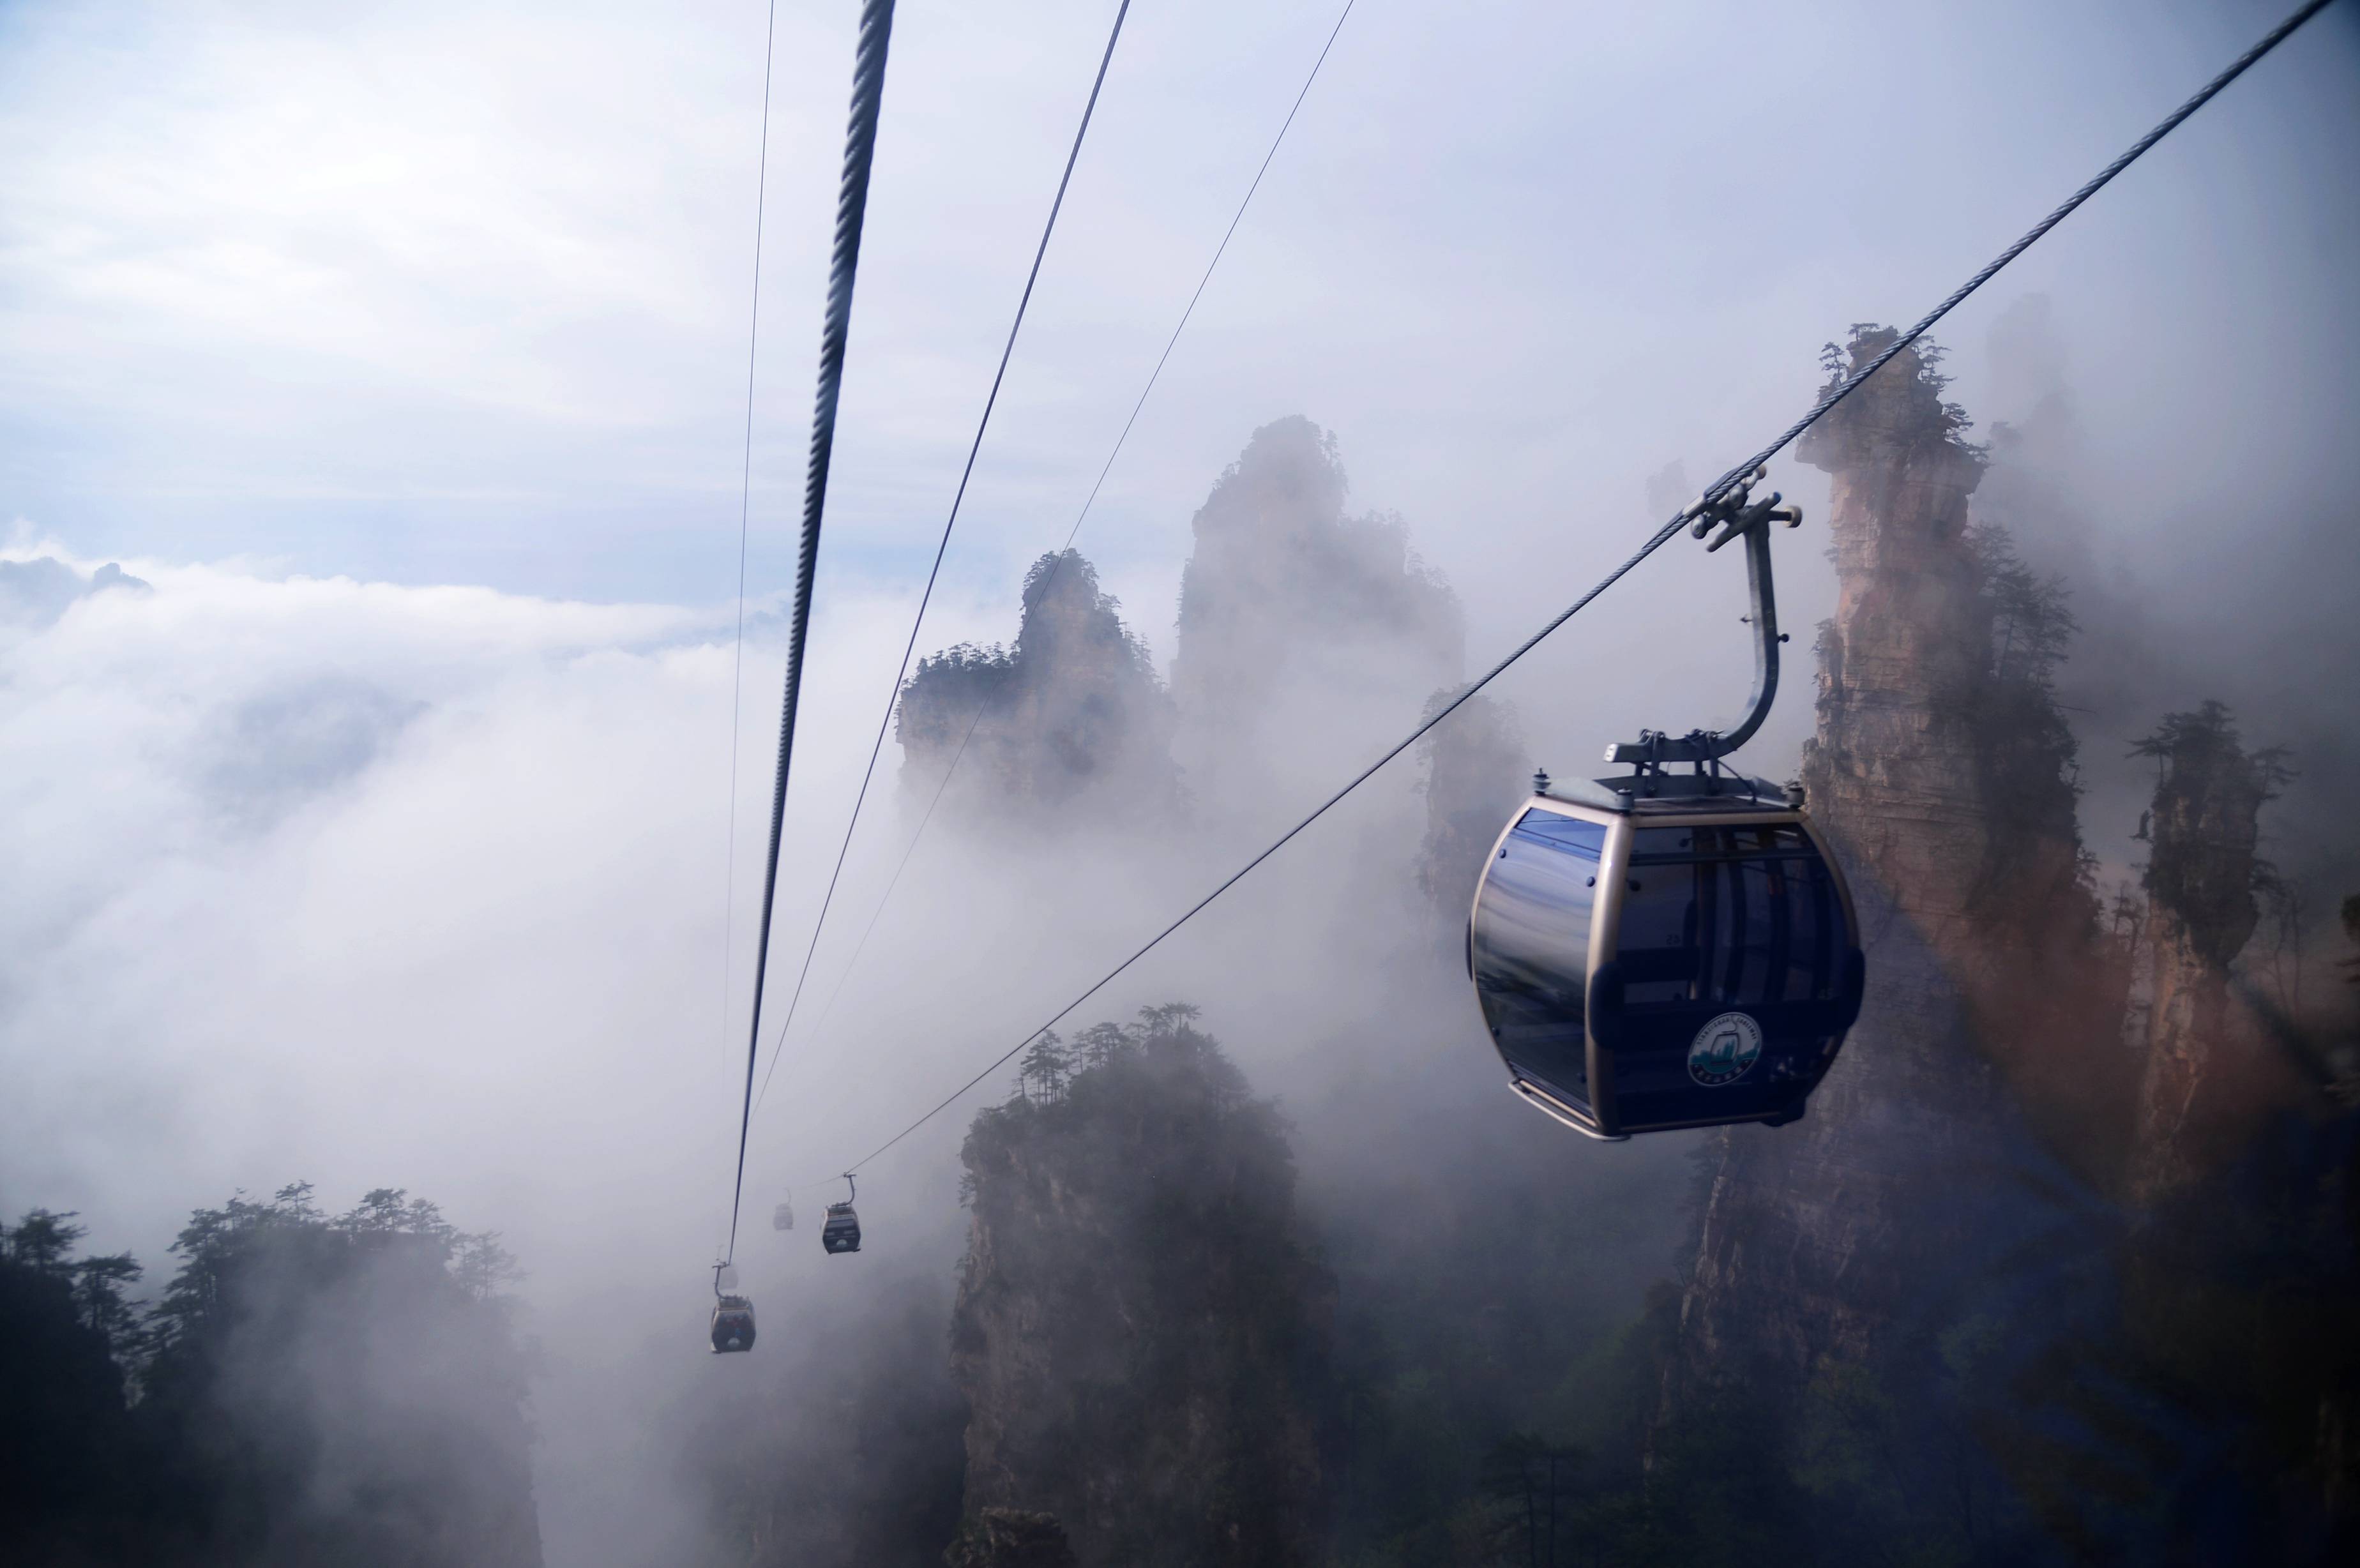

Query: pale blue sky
[{"left": 5, "top": 0, "right": 2354, "bottom": 630}]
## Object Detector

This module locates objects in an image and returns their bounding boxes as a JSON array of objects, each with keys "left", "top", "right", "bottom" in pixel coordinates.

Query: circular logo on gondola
[{"left": 1688, "top": 1013, "right": 1763, "bottom": 1086}]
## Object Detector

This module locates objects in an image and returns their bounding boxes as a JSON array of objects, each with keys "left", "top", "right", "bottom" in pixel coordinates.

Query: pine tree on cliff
[
  {"left": 2343, "top": 896, "right": 2360, "bottom": 997},
  {"left": 0, "top": 1185, "right": 540, "bottom": 1566},
  {"left": 1016, "top": 1030, "right": 1070, "bottom": 1103},
  {"left": 137, "top": 1182, "right": 543, "bottom": 1568},
  {"left": 2126, "top": 700, "right": 2293, "bottom": 1199},
  {"left": 0, "top": 1209, "right": 141, "bottom": 1554},
  {"left": 950, "top": 1006, "right": 1330, "bottom": 1568}
]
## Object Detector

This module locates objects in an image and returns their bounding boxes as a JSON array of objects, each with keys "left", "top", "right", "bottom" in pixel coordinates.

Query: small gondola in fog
[
  {"left": 1467, "top": 471, "right": 1864, "bottom": 1139},
  {"left": 709, "top": 1262, "right": 755, "bottom": 1353},
  {"left": 772, "top": 1190, "right": 793, "bottom": 1232},
  {"left": 821, "top": 1173, "right": 861, "bottom": 1255}
]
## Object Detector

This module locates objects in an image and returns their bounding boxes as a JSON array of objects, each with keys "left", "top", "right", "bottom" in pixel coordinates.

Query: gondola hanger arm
[{"left": 1603, "top": 468, "right": 1801, "bottom": 773}]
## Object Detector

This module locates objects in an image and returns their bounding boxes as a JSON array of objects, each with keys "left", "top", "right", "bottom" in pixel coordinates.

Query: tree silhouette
[
  {"left": 0, "top": 1207, "right": 136, "bottom": 1546},
  {"left": 1136, "top": 1002, "right": 1201, "bottom": 1036},
  {"left": 4, "top": 1207, "right": 87, "bottom": 1273},
  {"left": 1071, "top": 1021, "right": 1137, "bottom": 1070},
  {"left": 1018, "top": 1030, "right": 1070, "bottom": 1102},
  {"left": 1969, "top": 525, "right": 2078, "bottom": 691},
  {"left": 1478, "top": 1433, "right": 1588, "bottom": 1568},
  {"left": 2340, "top": 894, "right": 2360, "bottom": 990}
]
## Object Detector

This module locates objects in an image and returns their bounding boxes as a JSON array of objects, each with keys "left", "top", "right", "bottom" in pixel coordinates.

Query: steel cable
[
  {"left": 754, "top": 0, "right": 1360, "bottom": 1116},
  {"left": 745, "top": 0, "right": 1135, "bottom": 1117},
  {"left": 822, "top": 0, "right": 2339, "bottom": 1180},
  {"left": 725, "top": 0, "right": 897, "bottom": 1264},
  {"left": 713, "top": 0, "right": 780, "bottom": 1259}
]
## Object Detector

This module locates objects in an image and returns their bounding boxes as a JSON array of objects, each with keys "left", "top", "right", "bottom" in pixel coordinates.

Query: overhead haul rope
[
  {"left": 754, "top": 0, "right": 1360, "bottom": 1115},
  {"left": 815, "top": 0, "right": 2339, "bottom": 1181},
  {"left": 745, "top": 0, "right": 1136, "bottom": 1113},
  {"left": 724, "top": 0, "right": 897, "bottom": 1265},
  {"left": 716, "top": 0, "right": 780, "bottom": 1146}
]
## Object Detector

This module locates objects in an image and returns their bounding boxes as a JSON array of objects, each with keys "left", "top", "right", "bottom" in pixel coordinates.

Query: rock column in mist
[
  {"left": 1170, "top": 416, "right": 1469, "bottom": 822},
  {"left": 1668, "top": 328, "right": 2106, "bottom": 1399},
  {"left": 1414, "top": 691, "right": 1530, "bottom": 925},
  {"left": 2128, "top": 701, "right": 2288, "bottom": 1200},
  {"left": 897, "top": 549, "right": 1177, "bottom": 824},
  {"left": 948, "top": 1008, "right": 1330, "bottom": 1567},
  {"left": 896, "top": 416, "right": 1529, "bottom": 931}
]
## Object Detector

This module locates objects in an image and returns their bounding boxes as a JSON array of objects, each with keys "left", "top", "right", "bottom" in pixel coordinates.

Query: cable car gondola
[
  {"left": 772, "top": 1190, "right": 794, "bottom": 1232},
  {"left": 709, "top": 1262, "right": 755, "bottom": 1353},
  {"left": 821, "top": 1173, "right": 861, "bottom": 1255},
  {"left": 1468, "top": 470, "right": 1865, "bottom": 1140}
]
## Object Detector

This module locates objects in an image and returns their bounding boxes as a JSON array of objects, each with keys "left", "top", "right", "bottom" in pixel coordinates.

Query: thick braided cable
[
  {"left": 757, "top": 0, "right": 1360, "bottom": 1115},
  {"left": 748, "top": 0, "right": 1136, "bottom": 1117},
  {"left": 728, "top": 0, "right": 896, "bottom": 1263}
]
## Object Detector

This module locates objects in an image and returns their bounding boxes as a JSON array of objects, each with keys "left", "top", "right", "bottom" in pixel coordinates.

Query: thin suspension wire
[
  {"left": 755, "top": 0, "right": 1358, "bottom": 1117},
  {"left": 746, "top": 0, "right": 1135, "bottom": 1110},
  {"left": 826, "top": 0, "right": 2338, "bottom": 1179},
  {"left": 717, "top": 0, "right": 779, "bottom": 1136},
  {"left": 725, "top": 0, "right": 898, "bottom": 1265},
  {"left": 1060, "top": 0, "right": 1360, "bottom": 559}
]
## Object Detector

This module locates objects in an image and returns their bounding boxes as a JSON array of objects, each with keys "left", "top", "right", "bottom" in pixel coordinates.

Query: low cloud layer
[{"left": 6, "top": 2, "right": 2359, "bottom": 1560}]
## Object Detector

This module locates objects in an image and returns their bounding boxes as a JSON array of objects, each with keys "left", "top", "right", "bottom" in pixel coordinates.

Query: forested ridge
[{"left": 1, "top": 1185, "right": 538, "bottom": 1568}]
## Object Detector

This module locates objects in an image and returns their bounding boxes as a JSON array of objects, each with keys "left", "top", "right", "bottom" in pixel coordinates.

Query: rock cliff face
[
  {"left": 899, "top": 421, "right": 1505, "bottom": 865},
  {"left": 1799, "top": 331, "right": 2096, "bottom": 984},
  {"left": 1651, "top": 330, "right": 2360, "bottom": 1557},
  {"left": 1415, "top": 691, "right": 1529, "bottom": 927},
  {"left": 949, "top": 1008, "right": 1330, "bottom": 1568},
  {"left": 2129, "top": 701, "right": 2287, "bottom": 1199},
  {"left": 944, "top": 1508, "right": 1078, "bottom": 1568},
  {"left": 1672, "top": 329, "right": 2110, "bottom": 1396},
  {"left": 898, "top": 550, "right": 1177, "bottom": 823}
]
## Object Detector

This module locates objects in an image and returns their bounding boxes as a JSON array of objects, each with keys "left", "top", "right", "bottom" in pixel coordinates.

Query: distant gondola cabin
[
  {"left": 710, "top": 1294, "right": 755, "bottom": 1353},
  {"left": 821, "top": 1201, "right": 861, "bottom": 1255}
]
